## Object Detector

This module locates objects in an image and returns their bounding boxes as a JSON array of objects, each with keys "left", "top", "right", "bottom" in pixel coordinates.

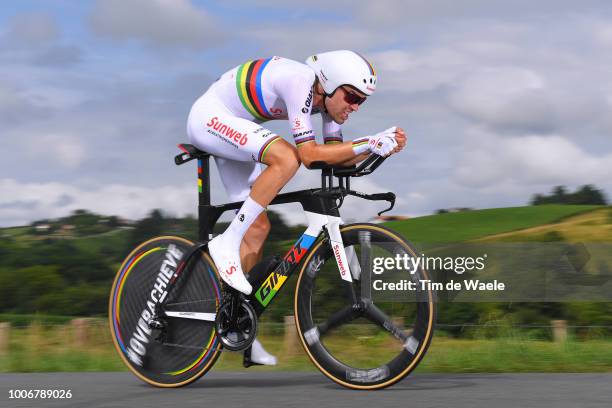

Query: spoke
[
  {"left": 362, "top": 300, "right": 409, "bottom": 343},
  {"left": 164, "top": 311, "right": 216, "bottom": 322},
  {"left": 159, "top": 342, "right": 218, "bottom": 352},
  {"left": 165, "top": 299, "right": 217, "bottom": 307},
  {"left": 317, "top": 304, "right": 359, "bottom": 337}
]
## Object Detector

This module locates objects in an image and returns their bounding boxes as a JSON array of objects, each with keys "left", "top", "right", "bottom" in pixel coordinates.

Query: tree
[
  {"left": 552, "top": 186, "right": 568, "bottom": 203},
  {"left": 127, "top": 209, "right": 166, "bottom": 249},
  {"left": 568, "top": 185, "right": 607, "bottom": 205},
  {"left": 531, "top": 184, "right": 608, "bottom": 205}
]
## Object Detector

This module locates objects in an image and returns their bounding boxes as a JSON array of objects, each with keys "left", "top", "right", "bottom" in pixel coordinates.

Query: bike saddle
[{"left": 175, "top": 143, "right": 210, "bottom": 165}]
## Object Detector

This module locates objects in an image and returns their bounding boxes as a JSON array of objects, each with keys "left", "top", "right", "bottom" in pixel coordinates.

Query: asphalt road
[{"left": 1, "top": 372, "right": 610, "bottom": 408}]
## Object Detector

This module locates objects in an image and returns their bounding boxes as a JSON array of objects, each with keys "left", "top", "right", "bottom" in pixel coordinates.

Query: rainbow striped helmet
[{"left": 306, "top": 50, "right": 377, "bottom": 96}]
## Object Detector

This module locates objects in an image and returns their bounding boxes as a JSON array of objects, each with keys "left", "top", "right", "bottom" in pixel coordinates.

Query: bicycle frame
[{"left": 169, "top": 145, "right": 395, "bottom": 317}]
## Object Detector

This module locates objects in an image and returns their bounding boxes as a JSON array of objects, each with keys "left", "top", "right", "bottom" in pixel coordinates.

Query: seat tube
[{"left": 198, "top": 156, "right": 212, "bottom": 242}]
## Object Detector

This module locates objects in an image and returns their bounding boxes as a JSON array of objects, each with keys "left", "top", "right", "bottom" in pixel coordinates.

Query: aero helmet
[{"left": 305, "top": 50, "right": 377, "bottom": 96}]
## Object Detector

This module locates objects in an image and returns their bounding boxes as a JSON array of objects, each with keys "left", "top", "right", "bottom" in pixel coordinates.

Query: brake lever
[
  {"left": 376, "top": 193, "right": 396, "bottom": 216},
  {"left": 346, "top": 190, "right": 396, "bottom": 216}
]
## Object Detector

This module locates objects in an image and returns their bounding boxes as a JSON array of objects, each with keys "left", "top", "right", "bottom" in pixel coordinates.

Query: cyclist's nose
[{"left": 350, "top": 103, "right": 360, "bottom": 112}]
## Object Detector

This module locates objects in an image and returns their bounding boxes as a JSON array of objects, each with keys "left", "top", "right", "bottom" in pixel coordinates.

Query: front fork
[{"left": 303, "top": 210, "right": 362, "bottom": 285}]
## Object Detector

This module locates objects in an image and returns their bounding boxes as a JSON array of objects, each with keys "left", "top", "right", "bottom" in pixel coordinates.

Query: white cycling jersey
[
  {"left": 187, "top": 56, "right": 343, "bottom": 201},
  {"left": 205, "top": 56, "right": 342, "bottom": 146}
]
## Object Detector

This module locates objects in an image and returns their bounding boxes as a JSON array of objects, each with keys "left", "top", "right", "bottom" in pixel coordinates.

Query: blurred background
[{"left": 1, "top": 0, "right": 611, "bottom": 373}]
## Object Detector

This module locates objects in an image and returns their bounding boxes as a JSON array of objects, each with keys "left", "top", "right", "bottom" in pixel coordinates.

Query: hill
[{"left": 384, "top": 205, "right": 606, "bottom": 243}]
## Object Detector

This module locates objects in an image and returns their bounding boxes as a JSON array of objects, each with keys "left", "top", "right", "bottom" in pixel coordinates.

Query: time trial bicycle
[{"left": 109, "top": 143, "right": 436, "bottom": 390}]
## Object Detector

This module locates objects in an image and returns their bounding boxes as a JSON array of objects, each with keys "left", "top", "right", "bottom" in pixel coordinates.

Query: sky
[{"left": 1, "top": 0, "right": 612, "bottom": 227}]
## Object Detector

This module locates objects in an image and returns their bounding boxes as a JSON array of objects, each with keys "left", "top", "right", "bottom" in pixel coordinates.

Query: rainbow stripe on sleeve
[
  {"left": 236, "top": 58, "right": 274, "bottom": 121},
  {"left": 324, "top": 136, "right": 343, "bottom": 144}
]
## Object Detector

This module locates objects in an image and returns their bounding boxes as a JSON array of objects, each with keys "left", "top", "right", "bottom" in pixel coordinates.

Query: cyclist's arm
[
  {"left": 296, "top": 141, "right": 369, "bottom": 168},
  {"left": 337, "top": 152, "right": 370, "bottom": 166}
]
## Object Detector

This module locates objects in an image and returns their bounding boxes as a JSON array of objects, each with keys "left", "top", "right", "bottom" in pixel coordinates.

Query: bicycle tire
[
  {"left": 109, "top": 236, "right": 222, "bottom": 387},
  {"left": 294, "top": 224, "right": 436, "bottom": 389}
]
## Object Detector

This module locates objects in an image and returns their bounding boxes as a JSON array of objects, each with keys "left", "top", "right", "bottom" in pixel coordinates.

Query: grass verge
[{"left": 2, "top": 325, "right": 611, "bottom": 373}]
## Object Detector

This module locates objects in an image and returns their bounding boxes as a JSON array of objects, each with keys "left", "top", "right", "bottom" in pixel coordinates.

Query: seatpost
[{"left": 198, "top": 155, "right": 212, "bottom": 242}]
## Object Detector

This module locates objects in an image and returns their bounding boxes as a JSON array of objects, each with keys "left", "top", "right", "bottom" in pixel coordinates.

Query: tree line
[
  {"left": 2, "top": 207, "right": 611, "bottom": 338},
  {"left": 531, "top": 185, "right": 608, "bottom": 205}
]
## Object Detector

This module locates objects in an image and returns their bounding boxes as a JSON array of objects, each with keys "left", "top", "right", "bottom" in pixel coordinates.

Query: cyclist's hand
[
  {"left": 368, "top": 127, "right": 398, "bottom": 156},
  {"left": 393, "top": 127, "right": 407, "bottom": 153}
]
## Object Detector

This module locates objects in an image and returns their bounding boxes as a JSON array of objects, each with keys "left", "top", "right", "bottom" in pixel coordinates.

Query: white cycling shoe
[
  {"left": 208, "top": 235, "right": 252, "bottom": 295},
  {"left": 244, "top": 339, "right": 277, "bottom": 367}
]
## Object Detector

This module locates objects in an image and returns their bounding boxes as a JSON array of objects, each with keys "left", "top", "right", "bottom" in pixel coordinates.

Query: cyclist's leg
[
  {"left": 187, "top": 97, "right": 297, "bottom": 294},
  {"left": 249, "top": 138, "right": 300, "bottom": 206},
  {"left": 214, "top": 158, "right": 276, "bottom": 365},
  {"left": 241, "top": 213, "right": 270, "bottom": 273},
  {"left": 214, "top": 157, "right": 270, "bottom": 273}
]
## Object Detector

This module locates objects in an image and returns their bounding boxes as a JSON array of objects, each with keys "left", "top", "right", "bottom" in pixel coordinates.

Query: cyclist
[{"left": 186, "top": 50, "right": 406, "bottom": 365}]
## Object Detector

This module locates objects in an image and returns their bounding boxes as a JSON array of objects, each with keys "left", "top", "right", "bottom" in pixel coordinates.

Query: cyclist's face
[{"left": 325, "top": 86, "right": 367, "bottom": 124}]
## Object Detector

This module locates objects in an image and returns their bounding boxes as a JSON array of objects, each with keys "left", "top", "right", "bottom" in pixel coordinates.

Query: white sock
[{"left": 221, "top": 196, "right": 264, "bottom": 248}]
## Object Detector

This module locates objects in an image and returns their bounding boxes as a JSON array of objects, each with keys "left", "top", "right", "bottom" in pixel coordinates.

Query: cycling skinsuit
[{"left": 186, "top": 56, "right": 342, "bottom": 201}]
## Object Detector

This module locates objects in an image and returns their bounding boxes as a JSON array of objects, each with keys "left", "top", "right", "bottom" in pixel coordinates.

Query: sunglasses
[{"left": 341, "top": 87, "right": 367, "bottom": 106}]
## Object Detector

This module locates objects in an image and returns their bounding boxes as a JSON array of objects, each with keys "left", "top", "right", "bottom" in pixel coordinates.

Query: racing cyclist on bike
[{"left": 186, "top": 50, "right": 406, "bottom": 365}]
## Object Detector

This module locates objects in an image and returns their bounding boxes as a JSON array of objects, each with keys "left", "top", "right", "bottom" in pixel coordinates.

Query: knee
[{"left": 264, "top": 140, "right": 300, "bottom": 175}]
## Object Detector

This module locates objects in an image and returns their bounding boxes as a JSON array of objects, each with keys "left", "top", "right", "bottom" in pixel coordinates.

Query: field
[
  {"left": 2, "top": 322, "right": 612, "bottom": 373},
  {"left": 385, "top": 205, "right": 604, "bottom": 243},
  {"left": 1, "top": 204, "right": 611, "bottom": 373}
]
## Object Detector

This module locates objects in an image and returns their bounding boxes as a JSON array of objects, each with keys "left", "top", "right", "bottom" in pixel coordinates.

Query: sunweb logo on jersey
[{"left": 206, "top": 117, "right": 248, "bottom": 146}]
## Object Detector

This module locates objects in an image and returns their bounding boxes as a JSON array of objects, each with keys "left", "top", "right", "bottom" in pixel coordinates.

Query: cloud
[
  {"left": 241, "top": 24, "right": 392, "bottom": 59},
  {"left": 4, "top": 12, "right": 59, "bottom": 46},
  {"left": 24, "top": 134, "right": 87, "bottom": 170},
  {"left": 593, "top": 22, "right": 612, "bottom": 47},
  {"left": 2, "top": 2, "right": 612, "bottom": 229},
  {"left": 31, "top": 45, "right": 82, "bottom": 67},
  {"left": 0, "top": 178, "right": 198, "bottom": 227},
  {"left": 448, "top": 67, "right": 557, "bottom": 133},
  {"left": 453, "top": 129, "right": 612, "bottom": 189},
  {"left": 0, "top": 82, "right": 52, "bottom": 125},
  {"left": 0, "top": 12, "right": 82, "bottom": 68},
  {"left": 88, "top": 0, "right": 226, "bottom": 49},
  {"left": 354, "top": 0, "right": 612, "bottom": 26}
]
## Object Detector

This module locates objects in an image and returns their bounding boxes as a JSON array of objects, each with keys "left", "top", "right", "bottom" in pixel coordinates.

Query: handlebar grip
[{"left": 368, "top": 192, "right": 396, "bottom": 201}]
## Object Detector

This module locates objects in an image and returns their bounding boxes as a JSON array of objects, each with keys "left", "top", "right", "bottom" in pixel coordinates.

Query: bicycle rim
[
  {"left": 108, "top": 236, "right": 222, "bottom": 387},
  {"left": 294, "top": 224, "right": 436, "bottom": 389}
]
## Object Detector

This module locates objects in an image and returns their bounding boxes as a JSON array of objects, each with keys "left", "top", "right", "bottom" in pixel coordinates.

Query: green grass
[
  {"left": 2, "top": 324, "right": 612, "bottom": 373},
  {"left": 71, "top": 228, "right": 131, "bottom": 258},
  {"left": 0, "top": 313, "right": 78, "bottom": 327},
  {"left": 384, "top": 205, "right": 603, "bottom": 243},
  {"left": 1, "top": 227, "right": 30, "bottom": 237},
  {"left": 418, "top": 337, "right": 612, "bottom": 373}
]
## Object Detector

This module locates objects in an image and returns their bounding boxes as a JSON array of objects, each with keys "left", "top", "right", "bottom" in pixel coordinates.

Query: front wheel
[
  {"left": 294, "top": 224, "right": 436, "bottom": 389},
  {"left": 109, "top": 236, "right": 222, "bottom": 387}
]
